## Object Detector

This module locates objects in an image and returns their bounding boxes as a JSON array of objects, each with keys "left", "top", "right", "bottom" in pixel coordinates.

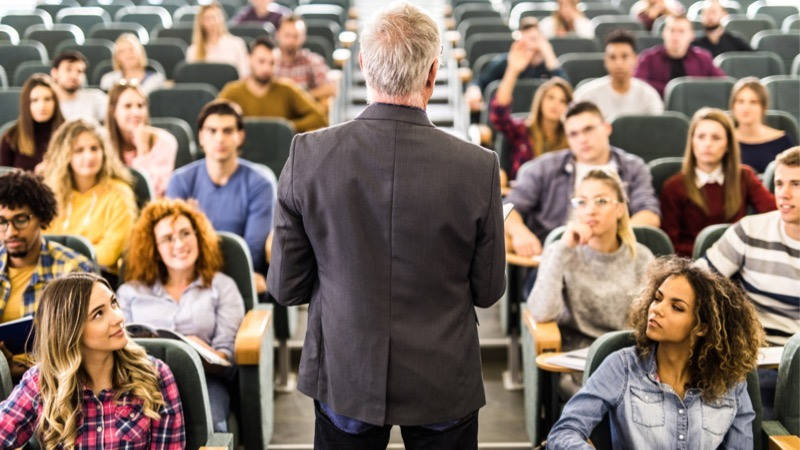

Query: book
[
  {"left": 757, "top": 346, "right": 784, "bottom": 367},
  {"left": 503, "top": 203, "right": 514, "bottom": 220},
  {"left": 0, "top": 316, "right": 34, "bottom": 355},
  {"left": 543, "top": 347, "right": 590, "bottom": 371},
  {"left": 126, "top": 323, "right": 231, "bottom": 367}
]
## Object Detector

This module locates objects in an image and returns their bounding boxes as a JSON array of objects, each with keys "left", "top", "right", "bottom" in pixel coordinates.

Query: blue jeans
[{"left": 206, "top": 374, "right": 231, "bottom": 432}]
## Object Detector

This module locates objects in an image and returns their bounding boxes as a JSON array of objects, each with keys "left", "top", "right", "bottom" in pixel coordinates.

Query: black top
[
  {"left": 692, "top": 31, "right": 752, "bottom": 58},
  {"left": 0, "top": 121, "right": 54, "bottom": 171},
  {"left": 668, "top": 56, "right": 686, "bottom": 80},
  {"left": 740, "top": 133, "right": 795, "bottom": 173}
]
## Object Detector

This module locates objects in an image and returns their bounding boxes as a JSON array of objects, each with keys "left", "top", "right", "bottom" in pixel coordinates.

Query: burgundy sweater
[
  {"left": 659, "top": 166, "right": 776, "bottom": 256},
  {"left": 0, "top": 122, "right": 53, "bottom": 171}
]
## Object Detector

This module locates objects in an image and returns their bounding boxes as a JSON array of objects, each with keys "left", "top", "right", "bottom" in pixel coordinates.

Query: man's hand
[
  {"left": 507, "top": 40, "right": 534, "bottom": 75},
  {"left": 508, "top": 223, "right": 543, "bottom": 257},
  {"left": 186, "top": 335, "right": 228, "bottom": 361}
]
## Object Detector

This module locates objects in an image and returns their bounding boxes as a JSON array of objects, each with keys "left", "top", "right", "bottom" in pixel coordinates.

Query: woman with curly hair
[
  {"left": 546, "top": 256, "right": 763, "bottom": 449},
  {"left": 43, "top": 119, "right": 137, "bottom": 274},
  {"left": 0, "top": 272, "right": 185, "bottom": 449},
  {"left": 117, "top": 198, "right": 244, "bottom": 432}
]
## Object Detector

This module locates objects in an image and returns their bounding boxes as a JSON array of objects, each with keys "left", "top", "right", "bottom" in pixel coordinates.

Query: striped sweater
[{"left": 700, "top": 211, "right": 800, "bottom": 344}]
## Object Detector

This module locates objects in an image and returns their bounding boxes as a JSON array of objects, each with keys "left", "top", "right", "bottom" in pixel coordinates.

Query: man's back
[{"left": 268, "top": 103, "right": 506, "bottom": 425}]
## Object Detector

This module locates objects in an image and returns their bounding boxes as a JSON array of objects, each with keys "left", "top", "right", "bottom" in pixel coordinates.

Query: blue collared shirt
[{"left": 547, "top": 346, "right": 754, "bottom": 450}]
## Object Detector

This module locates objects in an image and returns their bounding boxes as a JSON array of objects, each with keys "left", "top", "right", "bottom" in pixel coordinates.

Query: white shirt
[
  {"left": 694, "top": 166, "right": 725, "bottom": 188},
  {"left": 574, "top": 160, "right": 618, "bottom": 190},
  {"left": 573, "top": 76, "right": 664, "bottom": 122},
  {"left": 59, "top": 88, "right": 108, "bottom": 123},
  {"left": 539, "top": 15, "right": 595, "bottom": 39}
]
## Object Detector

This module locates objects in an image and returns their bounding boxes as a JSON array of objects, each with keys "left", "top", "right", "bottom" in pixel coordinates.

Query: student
[
  {"left": 660, "top": 107, "right": 775, "bottom": 256},
  {"left": 231, "top": 0, "right": 290, "bottom": 28},
  {"left": 489, "top": 73, "right": 572, "bottom": 178},
  {"left": 0, "top": 272, "right": 186, "bottom": 448},
  {"left": 43, "top": 119, "right": 137, "bottom": 274},
  {"left": 547, "top": 256, "right": 763, "bottom": 449},
  {"left": 573, "top": 30, "right": 663, "bottom": 121},
  {"left": 529, "top": 170, "right": 654, "bottom": 351},
  {"left": 106, "top": 82, "right": 178, "bottom": 197},
  {"left": 730, "top": 77, "right": 795, "bottom": 173},
  {"left": 539, "top": 0, "right": 593, "bottom": 39},
  {"left": 273, "top": 15, "right": 336, "bottom": 107},
  {"left": 631, "top": 0, "right": 684, "bottom": 31},
  {"left": 692, "top": 0, "right": 751, "bottom": 57},
  {"left": 118, "top": 198, "right": 244, "bottom": 432},
  {"left": 99, "top": 33, "right": 166, "bottom": 95},
  {"left": 0, "top": 75, "right": 64, "bottom": 172},
  {"left": 50, "top": 51, "right": 107, "bottom": 122},
  {"left": 187, "top": 2, "right": 250, "bottom": 78}
]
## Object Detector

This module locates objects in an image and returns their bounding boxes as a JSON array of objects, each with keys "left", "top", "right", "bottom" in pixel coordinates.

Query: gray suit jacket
[{"left": 268, "top": 102, "right": 506, "bottom": 425}]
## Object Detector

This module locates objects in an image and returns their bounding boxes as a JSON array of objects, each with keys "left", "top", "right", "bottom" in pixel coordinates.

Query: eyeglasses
[
  {"left": 116, "top": 78, "right": 140, "bottom": 87},
  {"left": 156, "top": 228, "right": 195, "bottom": 247},
  {"left": 0, "top": 214, "right": 32, "bottom": 232},
  {"left": 570, "top": 197, "right": 617, "bottom": 209}
]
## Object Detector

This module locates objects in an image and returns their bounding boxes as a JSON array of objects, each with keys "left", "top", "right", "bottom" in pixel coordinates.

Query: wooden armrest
[
  {"left": 769, "top": 435, "right": 800, "bottom": 450},
  {"left": 234, "top": 309, "right": 272, "bottom": 365},
  {"left": 443, "top": 4, "right": 453, "bottom": 17},
  {"left": 522, "top": 307, "right": 561, "bottom": 354},
  {"left": 346, "top": 19, "right": 358, "bottom": 32},
  {"left": 199, "top": 447, "right": 227, "bottom": 450},
  {"left": 348, "top": 7, "right": 358, "bottom": 19},
  {"left": 452, "top": 47, "right": 466, "bottom": 63},
  {"left": 338, "top": 30, "right": 357, "bottom": 48},
  {"left": 506, "top": 252, "right": 540, "bottom": 267},
  {"left": 332, "top": 48, "right": 351, "bottom": 69},
  {"left": 445, "top": 30, "right": 461, "bottom": 45},
  {"left": 458, "top": 67, "right": 472, "bottom": 84},
  {"left": 466, "top": 123, "right": 491, "bottom": 146},
  {"left": 445, "top": 17, "right": 456, "bottom": 30}
]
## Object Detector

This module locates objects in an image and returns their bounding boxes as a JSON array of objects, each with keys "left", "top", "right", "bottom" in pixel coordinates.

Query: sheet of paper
[{"left": 758, "top": 347, "right": 784, "bottom": 367}]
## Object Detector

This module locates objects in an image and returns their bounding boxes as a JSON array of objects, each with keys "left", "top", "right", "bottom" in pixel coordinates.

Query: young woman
[
  {"left": 0, "top": 272, "right": 186, "bottom": 449},
  {"left": 529, "top": 169, "right": 654, "bottom": 351},
  {"left": 43, "top": 119, "right": 137, "bottom": 273},
  {"left": 547, "top": 256, "right": 763, "bottom": 449},
  {"left": 0, "top": 74, "right": 65, "bottom": 171},
  {"left": 539, "top": 0, "right": 594, "bottom": 39},
  {"left": 660, "top": 107, "right": 775, "bottom": 256},
  {"left": 99, "top": 33, "right": 166, "bottom": 95},
  {"left": 117, "top": 199, "right": 244, "bottom": 432},
  {"left": 731, "top": 77, "right": 795, "bottom": 173},
  {"left": 631, "top": 0, "right": 684, "bottom": 30},
  {"left": 187, "top": 2, "right": 250, "bottom": 79},
  {"left": 107, "top": 82, "right": 177, "bottom": 197},
  {"left": 489, "top": 42, "right": 572, "bottom": 178}
]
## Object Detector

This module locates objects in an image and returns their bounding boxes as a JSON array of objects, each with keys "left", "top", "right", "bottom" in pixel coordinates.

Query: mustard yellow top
[
  {"left": 46, "top": 178, "right": 137, "bottom": 271},
  {"left": 2, "top": 265, "right": 35, "bottom": 323}
]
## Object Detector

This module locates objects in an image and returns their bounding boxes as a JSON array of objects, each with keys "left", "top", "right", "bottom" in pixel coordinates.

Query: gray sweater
[{"left": 528, "top": 240, "right": 654, "bottom": 350}]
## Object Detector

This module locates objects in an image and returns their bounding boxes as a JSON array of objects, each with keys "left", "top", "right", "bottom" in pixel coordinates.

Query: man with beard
[
  {"left": 274, "top": 15, "right": 336, "bottom": 107},
  {"left": 49, "top": 51, "right": 107, "bottom": 122},
  {"left": 219, "top": 36, "right": 327, "bottom": 132},
  {"left": 692, "top": 0, "right": 751, "bottom": 57},
  {"left": 0, "top": 170, "right": 93, "bottom": 376}
]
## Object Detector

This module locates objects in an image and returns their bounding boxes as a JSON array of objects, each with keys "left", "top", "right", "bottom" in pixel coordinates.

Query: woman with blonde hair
[
  {"left": 539, "top": 0, "right": 594, "bottom": 38},
  {"left": 660, "top": 107, "right": 775, "bottom": 256},
  {"left": 548, "top": 256, "right": 762, "bottom": 449},
  {"left": 118, "top": 198, "right": 244, "bottom": 432},
  {"left": 489, "top": 41, "right": 573, "bottom": 178},
  {"left": 730, "top": 77, "right": 795, "bottom": 173},
  {"left": 99, "top": 33, "right": 166, "bottom": 95},
  {"left": 0, "top": 74, "right": 64, "bottom": 171},
  {"left": 187, "top": 2, "right": 250, "bottom": 78},
  {"left": 107, "top": 82, "right": 177, "bottom": 197},
  {"left": 43, "top": 119, "right": 137, "bottom": 274},
  {"left": 0, "top": 272, "right": 185, "bottom": 448},
  {"left": 528, "top": 169, "right": 654, "bottom": 351}
]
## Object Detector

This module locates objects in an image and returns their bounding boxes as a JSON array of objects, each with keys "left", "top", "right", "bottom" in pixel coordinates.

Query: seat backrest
[
  {"left": 128, "top": 166, "right": 153, "bottom": 209},
  {"left": 765, "top": 109, "right": 800, "bottom": 144},
  {"left": 582, "top": 4, "right": 624, "bottom": 19},
  {"left": 544, "top": 225, "right": 674, "bottom": 255},
  {"left": 295, "top": 4, "right": 347, "bottom": 26},
  {"left": 458, "top": 17, "right": 509, "bottom": 43},
  {"left": 691, "top": 223, "right": 730, "bottom": 259},
  {"left": 173, "top": 61, "right": 239, "bottom": 91},
  {"left": 610, "top": 112, "right": 690, "bottom": 163},
  {"left": 13, "top": 60, "right": 51, "bottom": 87},
  {"left": 85, "top": 0, "right": 136, "bottom": 21},
  {"left": 763, "top": 75, "right": 800, "bottom": 123},
  {"left": 115, "top": 6, "right": 173, "bottom": 30},
  {"left": 775, "top": 332, "right": 800, "bottom": 435},
  {"left": 558, "top": 52, "right": 606, "bottom": 86},
  {"left": 0, "top": 41, "right": 48, "bottom": 82},
  {"left": 784, "top": 14, "right": 800, "bottom": 31},
  {"left": 747, "top": 2, "right": 800, "bottom": 28},
  {"left": 240, "top": 118, "right": 295, "bottom": 176},
  {"left": 88, "top": 21, "right": 149, "bottom": 45},
  {"left": 134, "top": 338, "right": 214, "bottom": 450},
  {"left": 590, "top": 15, "right": 644, "bottom": 44},
  {"left": 549, "top": 37, "right": 599, "bottom": 57},
  {"left": 648, "top": 156, "right": 683, "bottom": 196},
  {"left": 153, "top": 23, "right": 194, "bottom": 46},
  {"left": 509, "top": 2, "right": 557, "bottom": 29},
  {"left": 56, "top": 7, "right": 112, "bottom": 30},
  {"left": 24, "top": 24, "right": 85, "bottom": 58},
  {"left": 149, "top": 116, "right": 197, "bottom": 169},
  {"left": 723, "top": 14, "right": 777, "bottom": 43},
  {"left": 305, "top": 19, "right": 340, "bottom": 52},
  {"left": 55, "top": 39, "right": 113, "bottom": 74},
  {"left": 633, "top": 31, "right": 662, "bottom": 52},
  {"left": 714, "top": 51, "right": 785, "bottom": 78},
  {"left": 0, "top": 66, "right": 6, "bottom": 89},
  {"left": 465, "top": 32, "right": 513, "bottom": 69},
  {"left": 44, "top": 234, "right": 99, "bottom": 272},
  {"left": 36, "top": 1, "right": 80, "bottom": 22},
  {"left": 228, "top": 22, "right": 275, "bottom": 41},
  {"left": 303, "top": 35, "right": 334, "bottom": 66},
  {"left": 148, "top": 83, "right": 218, "bottom": 135},
  {"left": 218, "top": 231, "right": 257, "bottom": 311},
  {"left": 454, "top": 3, "right": 501, "bottom": 24},
  {"left": 481, "top": 78, "right": 546, "bottom": 125},
  {"left": 752, "top": 30, "right": 800, "bottom": 76},
  {"left": 0, "top": 11, "right": 52, "bottom": 38},
  {"left": 0, "top": 24, "right": 20, "bottom": 44},
  {"left": 0, "top": 88, "right": 22, "bottom": 131},
  {"left": 763, "top": 160, "right": 777, "bottom": 193},
  {"left": 664, "top": 76, "right": 736, "bottom": 117},
  {"left": 173, "top": 5, "right": 200, "bottom": 23},
  {"left": 144, "top": 38, "right": 187, "bottom": 79}
]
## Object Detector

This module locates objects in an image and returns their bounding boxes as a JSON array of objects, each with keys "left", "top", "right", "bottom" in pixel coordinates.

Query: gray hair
[{"left": 359, "top": 3, "right": 441, "bottom": 101}]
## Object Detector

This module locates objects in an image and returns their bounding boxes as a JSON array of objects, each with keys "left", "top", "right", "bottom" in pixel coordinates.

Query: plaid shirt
[
  {"left": 0, "top": 239, "right": 94, "bottom": 319},
  {"left": 488, "top": 97, "right": 535, "bottom": 179},
  {"left": 0, "top": 357, "right": 185, "bottom": 449},
  {"left": 274, "top": 48, "right": 330, "bottom": 91}
]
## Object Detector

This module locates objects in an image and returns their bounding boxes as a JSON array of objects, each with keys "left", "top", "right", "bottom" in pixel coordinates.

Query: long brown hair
[
  {"left": 34, "top": 273, "right": 165, "bottom": 449},
  {"left": 191, "top": 2, "right": 228, "bottom": 61},
  {"left": 628, "top": 257, "right": 763, "bottom": 401},
  {"left": 124, "top": 198, "right": 222, "bottom": 287},
  {"left": 680, "top": 107, "right": 743, "bottom": 219},
  {"left": 7, "top": 74, "right": 64, "bottom": 157},
  {"left": 525, "top": 77, "right": 572, "bottom": 157},
  {"left": 106, "top": 83, "right": 155, "bottom": 159}
]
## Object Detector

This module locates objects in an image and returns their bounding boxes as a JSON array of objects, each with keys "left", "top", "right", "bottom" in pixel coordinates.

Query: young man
[
  {"left": 219, "top": 36, "right": 327, "bottom": 132},
  {"left": 635, "top": 15, "right": 726, "bottom": 96},
  {"left": 165, "top": 100, "right": 274, "bottom": 293},
  {"left": 505, "top": 101, "right": 661, "bottom": 257},
  {"left": 692, "top": 0, "right": 751, "bottom": 58},
  {"left": 50, "top": 51, "right": 107, "bottom": 122},
  {"left": 274, "top": 15, "right": 336, "bottom": 106},
  {"left": 573, "top": 30, "right": 664, "bottom": 121},
  {"left": 700, "top": 146, "right": 800, "bottom": 345}
]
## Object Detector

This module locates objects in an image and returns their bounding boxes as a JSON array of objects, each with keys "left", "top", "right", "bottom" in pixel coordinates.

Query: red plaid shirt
[
  {"left": 0, "top": 357, "right": 185, "bottom": 449},
  {"left": 488, "top": 97, "right": 534, "bottom": 179},
  {"left": 274, "top": 48, "right": 330, "bottom": 91}
]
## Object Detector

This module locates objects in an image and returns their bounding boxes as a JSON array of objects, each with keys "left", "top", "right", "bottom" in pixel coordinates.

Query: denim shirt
[{"left": 547, "top": 346, "right": 754, "bottom": 450}]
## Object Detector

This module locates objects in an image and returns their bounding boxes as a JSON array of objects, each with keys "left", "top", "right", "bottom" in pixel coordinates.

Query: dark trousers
[{"left": 313, "top": 402, "right": 479, "bottom": 450}]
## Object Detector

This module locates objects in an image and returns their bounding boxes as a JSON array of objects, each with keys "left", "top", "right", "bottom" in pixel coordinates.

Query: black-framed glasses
[{"left": 0, "top": 214, "right": 32, "bottom": 232}]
